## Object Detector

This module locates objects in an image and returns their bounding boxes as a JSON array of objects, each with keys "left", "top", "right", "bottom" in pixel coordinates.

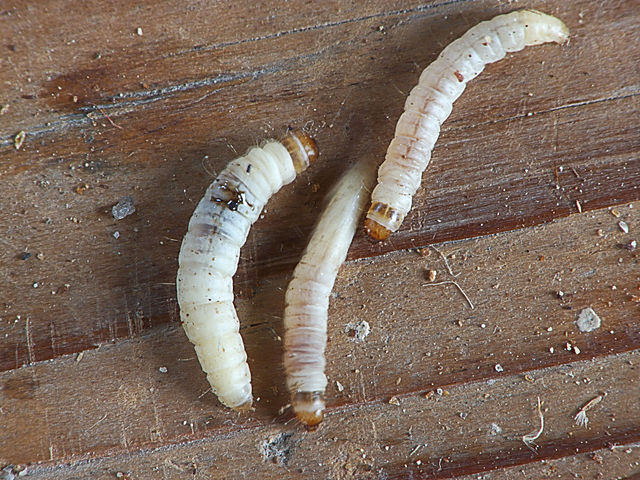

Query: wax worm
[
  {"left": 284, "top": 160, "right": 376, "bottom": 427},
  {"left": 365, "top": 10, "right": 569, "bottom": 240},
  {"left": 177, "top": 130, "right": 318, "bottom": 410}
]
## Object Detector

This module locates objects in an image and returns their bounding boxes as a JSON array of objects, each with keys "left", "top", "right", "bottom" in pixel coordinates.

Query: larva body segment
[
  {"left": 177, "top": 130, "right": 318, "bottom": 411},
  {"left": 284, "top": 160, "right": 376, "bottom": 427},
  {"left": 365, "top": 10, "right": 569, "bottom": 241}
]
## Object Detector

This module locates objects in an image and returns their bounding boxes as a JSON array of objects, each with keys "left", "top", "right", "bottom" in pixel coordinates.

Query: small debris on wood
[
  {"left": 36, "top": 252, "right": 44, "bottom": 260},
  {"left": 260, "top": 433, "right": 294, "bottom": 466},
  {"left": 76, "top": 351, "right": 84, "bottom": 363},
  {"left": 345, "top": 320, "right": 370, "bottom": 342},
  {"left": 624, "top": 239, "right": 637, "bottom": 250},
  {"left": 522, "top": 397, "right": 544, "bottom": 451},
  {"left": 423, "top": 281, "right": 474, "bottom": 309},
  {"left": 136, "top": 27, "right": 143, "bottom": 36},
  {"left": 14, "top": 131, "right": 26, "bottom": 150},
  {"left": 430, "top": 245, "right": 458, "bottom": 277},
  {"left": 489, "top": 423, "right": 502, "bottom": 436},
  {"left": 618, "top": 221, "right": 629, "bottom": 233},
  {"left": 335, "top": 380, "right": 344, "bottom": 392},
  {"left": 574, "top": 393, "right": 605, "bottom": 428},
  {"left": 113, "top": 231, "right": 120, "bottom": 239},
  {"left": 610, "top": 208, "right": 620, "bottom": 218},
  {"left": 494, "top": 364, "right": 504, "bottom": 373},
  {"left": 0, "top": 104, "right": 9, "bottom": 115},
  {"left": 75, "top": 184, "right": 89, "bottom": 194},
  {"left": 388, "top": 396, "right": 401, "bottom": 406},
  {"left": 1, "top": 464, "right": 27, "bottom": 480},
  {"left": 158, "top": 366, "right": 168, "bottom": 373},
  {"left": 427, "top": 269, "right": 437, "bottom": 282},
  {"left": 112, "top": 196, "right": 136, "bottom": 220},
  {"left": 575, "top": 200, "right": 582, "bottom": 213},
  {"left": 19, "top": 252, "right": 31, "bottom": 260},
  {"left": 576, "top": 308, "right": 601, "bottom": 332},
  {"left": 409, "top": 444, "right": 425, "bottom": 456}
]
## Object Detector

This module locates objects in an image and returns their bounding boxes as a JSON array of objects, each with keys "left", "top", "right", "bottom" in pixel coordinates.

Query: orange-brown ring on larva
[
  {"left": 281, "top": 130, "right": 318, "bottom": 173},
  {"left": 364, "top": 202, "right": 401, "bottom": 241},
  {"left": 292, "top": 391, "right": 325, "bottom": 429}
]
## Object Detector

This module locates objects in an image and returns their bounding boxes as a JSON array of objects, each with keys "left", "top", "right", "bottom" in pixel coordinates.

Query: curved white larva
[
  {"left": 283, "top": 160, "right": 376, "bottom": 427},
  {"left": 364, "top": 9, "right": 570, "bottom": 241},
  {"left": 177, "top": 130, "right": 318, "bottom": 411}
]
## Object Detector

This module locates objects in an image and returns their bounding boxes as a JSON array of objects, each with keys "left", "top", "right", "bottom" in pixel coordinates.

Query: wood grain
[
  {"left": 1, "top": 0, "right": 638, "bottom": 370},
  {"left": 0, "top": 0, "right": 638, "bottom": 477}
]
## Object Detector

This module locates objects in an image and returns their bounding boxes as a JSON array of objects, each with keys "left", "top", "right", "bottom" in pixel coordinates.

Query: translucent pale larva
[
  {"left": 177, "top": 130, "right": 318, "bottom": 411},
  {"left": 283, "top": 160, "right": 376, "bottom": 427},
  {"left": 364, "top": 9, "right": 570, "bottom": 241}
]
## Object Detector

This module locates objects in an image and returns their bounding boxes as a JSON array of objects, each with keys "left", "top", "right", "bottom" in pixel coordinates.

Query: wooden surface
[{"left": 0, "top": 0, "right": 638, "bottom": 478}]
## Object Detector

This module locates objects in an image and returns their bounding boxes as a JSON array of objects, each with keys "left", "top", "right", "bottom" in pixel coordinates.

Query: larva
[
  {"left": 177, "top": 130, "right": 318, "bottom": 411},
  {"left": 283, "top": 160, "right": 376, "bottom": 427},
  {"left": 364, "top": 9, "right": 569, "bottom": 241}
]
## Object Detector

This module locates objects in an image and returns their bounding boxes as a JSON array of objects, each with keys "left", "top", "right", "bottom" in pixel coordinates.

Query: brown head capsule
[
  {"left": 292, "top": 391, "right": 325, "bottom": 430},
  {"left": 364, "top": 202, "right": 401, "bottom": 241},
  {"left": 281, "top": 129, "right": 318, "bottom": 173}
]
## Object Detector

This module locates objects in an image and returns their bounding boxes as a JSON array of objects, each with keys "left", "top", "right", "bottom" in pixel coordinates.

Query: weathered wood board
[{"left": 1, "top": 0, "right": 638, "bottom": 478}]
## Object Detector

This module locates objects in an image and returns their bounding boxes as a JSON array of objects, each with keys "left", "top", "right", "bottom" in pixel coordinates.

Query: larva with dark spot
[
  {"left": 177, "top": 130, "right": 318, "bottom": 411},
  {"left": 365, "top": 10, "right": 570, "bottom": 241},
  {"left": 284, "top": 160, "right": 376, "bottom": 428}
]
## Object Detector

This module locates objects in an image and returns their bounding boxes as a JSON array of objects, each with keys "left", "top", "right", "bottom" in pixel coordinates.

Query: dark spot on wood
[{"left": 3, "top": 376, "right": 39, "bottom": 400}]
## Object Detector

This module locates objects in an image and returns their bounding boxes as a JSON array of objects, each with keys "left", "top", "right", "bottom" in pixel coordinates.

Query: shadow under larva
[
  {"left": 176, "top": 129, "right": 318, "bottom": 411},
  {"left": 364, "top": 9, "right": 570, "bottom": 241}
]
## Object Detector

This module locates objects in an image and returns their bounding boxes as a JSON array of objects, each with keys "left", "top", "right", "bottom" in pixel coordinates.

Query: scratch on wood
[{"left": 25, "top": 317, "right": 35, "bottom": 364}]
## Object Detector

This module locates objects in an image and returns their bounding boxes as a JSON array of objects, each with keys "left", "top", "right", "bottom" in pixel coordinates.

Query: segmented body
[
  {"left": 284, "top": 160, "right": 376, "bottom": 427},
  {"left": 364, "top": 9, "right": 569, "bottom": 241},
  {"left": 177, "top": 130, "right": 317, "bottom": 410}
]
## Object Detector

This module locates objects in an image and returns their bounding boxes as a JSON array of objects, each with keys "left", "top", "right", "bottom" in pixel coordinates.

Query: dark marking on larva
[
  {"left": 454, "top": 70, "right": 464, "bottom": 82},
  {"left": 211, "top": 183, "right": 247, "bottom": 212}
]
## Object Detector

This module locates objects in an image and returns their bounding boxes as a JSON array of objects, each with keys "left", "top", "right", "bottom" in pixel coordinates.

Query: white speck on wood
[
  {"left": 346, "top": 320, "right": 371, "bottom": 342},
  {"left": 576, "top": 308, "right": 601, "bottom": 332}
]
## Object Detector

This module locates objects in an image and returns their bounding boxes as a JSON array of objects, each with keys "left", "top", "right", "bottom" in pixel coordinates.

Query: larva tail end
[
  {"left": 231, "top": 398, "right": 253, "bottom": 412},
  {"left": 282, "top": 129, "right": 318, "bottom": 173},
  {"left": 364, "top": 217, "right": 392, "bottom": 242},
  {"left": 520, "top": 9, "right": 570, "bottom": 45},
  {"left": 292, "top": 391, "right": 325, "bottom": 429}
]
